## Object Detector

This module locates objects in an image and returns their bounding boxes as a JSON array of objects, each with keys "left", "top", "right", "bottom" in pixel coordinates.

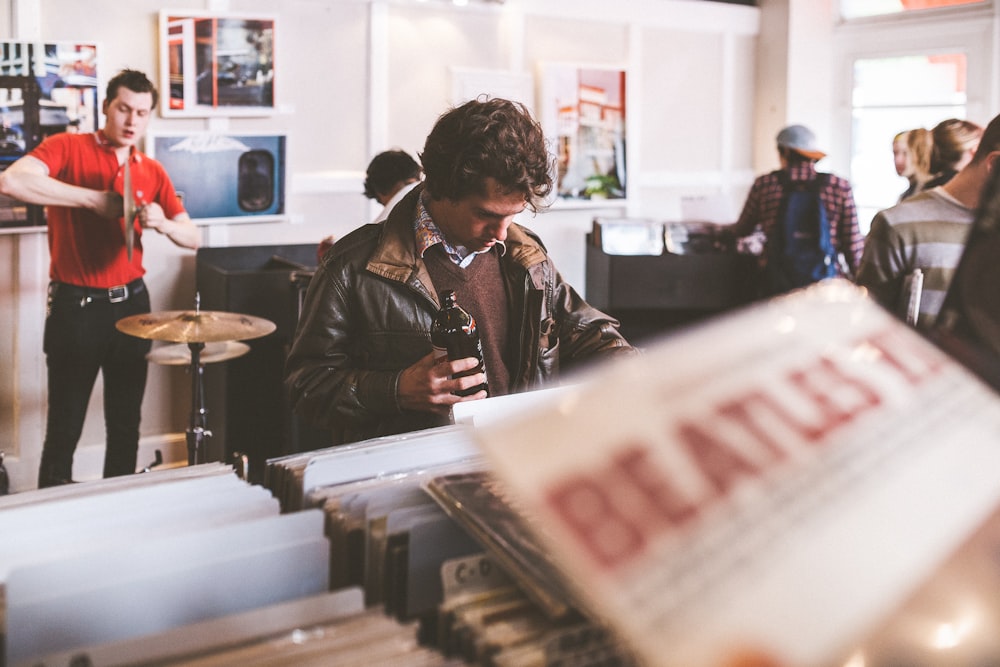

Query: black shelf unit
[
  {"left": 196, "top": 244, "right": 325, "bottom": 481},
  {"left": 585, "top": 235, "right": 756, "bottom": 345}
]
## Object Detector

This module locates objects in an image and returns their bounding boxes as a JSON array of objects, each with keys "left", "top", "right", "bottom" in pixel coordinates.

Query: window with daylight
[
  {"left": 841, "top": 0, "right": 986, "bottom": 20},
  {"left": 849, "top": 52, "right": 968, "bottom": 231}
]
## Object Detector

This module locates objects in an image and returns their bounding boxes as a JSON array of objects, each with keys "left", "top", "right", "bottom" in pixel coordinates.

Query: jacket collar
[{"left": 367, "top": 183, "right": 548, "bottom": 282}]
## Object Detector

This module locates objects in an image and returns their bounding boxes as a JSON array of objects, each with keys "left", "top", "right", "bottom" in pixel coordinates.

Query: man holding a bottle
[{"left": 285, "top": 97, "right": 634, "bottom": 446}]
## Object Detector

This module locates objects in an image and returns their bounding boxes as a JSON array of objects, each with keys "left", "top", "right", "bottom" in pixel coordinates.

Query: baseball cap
[{"left": 776, "top": 124, "right": 827, "bottom": 160}]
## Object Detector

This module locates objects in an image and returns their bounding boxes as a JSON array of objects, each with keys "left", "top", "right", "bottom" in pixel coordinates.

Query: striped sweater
[{"left": 855, "top": 186, "right": 974, "bottom": 330}]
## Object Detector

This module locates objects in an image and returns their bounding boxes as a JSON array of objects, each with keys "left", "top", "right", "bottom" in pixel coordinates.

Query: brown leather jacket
[{"left": 285, "top": 186, "right": 634, "bottom": 445}]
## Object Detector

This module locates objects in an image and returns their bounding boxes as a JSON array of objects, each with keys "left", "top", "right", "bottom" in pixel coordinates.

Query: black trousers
[{"left": 39, "top": 280, "right": 152, "bottom": 485}]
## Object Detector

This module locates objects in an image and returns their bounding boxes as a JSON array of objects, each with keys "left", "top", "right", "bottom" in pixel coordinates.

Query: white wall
[{"left": 0, "top": 0, "right": 762, "bottom": 490}]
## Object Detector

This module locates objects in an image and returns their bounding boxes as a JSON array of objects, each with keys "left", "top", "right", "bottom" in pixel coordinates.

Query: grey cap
[{"left": 776, "top": 124, "right": 827, "bottom": 160}]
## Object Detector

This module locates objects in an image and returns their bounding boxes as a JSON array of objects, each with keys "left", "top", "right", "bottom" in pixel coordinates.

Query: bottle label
[{"left": 432, "top": 345, "right": 449, "bottom": 362}]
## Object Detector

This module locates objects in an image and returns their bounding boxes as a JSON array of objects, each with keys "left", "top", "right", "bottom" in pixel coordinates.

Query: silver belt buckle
[{"left": 108, "top": 284, "right": 128, "bottom": 303}]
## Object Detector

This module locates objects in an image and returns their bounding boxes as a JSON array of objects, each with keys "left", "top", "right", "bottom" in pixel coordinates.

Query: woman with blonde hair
[
  {"left": 893, "top": 130, "right": 910, "bottom": 179},
  {"left": 924, "top": 118, "right": 983, "bottom": 189},
  {"left": 899, "top": 127, "right": 935, "bottom": 201}
]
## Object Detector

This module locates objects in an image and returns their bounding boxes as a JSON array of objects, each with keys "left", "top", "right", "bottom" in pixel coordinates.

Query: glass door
[{"left": 850, "top": 52, "right": 967, "bottom": 231}]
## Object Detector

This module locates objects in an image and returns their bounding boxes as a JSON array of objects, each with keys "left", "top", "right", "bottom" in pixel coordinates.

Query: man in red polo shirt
[{"left": 0, "top": 69, "right": 200, "bottom": 487}]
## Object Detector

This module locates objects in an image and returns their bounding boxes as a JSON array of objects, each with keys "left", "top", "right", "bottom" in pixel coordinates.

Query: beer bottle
[{"left": 431, "top": 289, "right": 489, "bottom": 397}]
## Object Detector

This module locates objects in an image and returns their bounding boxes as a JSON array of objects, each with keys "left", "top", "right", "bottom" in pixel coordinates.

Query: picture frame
[
  {"left": 158, "top": 10, "right": 276, "bottom": 117},
  {"left": 538, "top": 64, "right": 627, "bottom": 204},
  {"left": 0, "top": 40, "right": 101, "bottom": 230},
  {"left": 146, "top": 131, "right": 287, "bottom": 224}
]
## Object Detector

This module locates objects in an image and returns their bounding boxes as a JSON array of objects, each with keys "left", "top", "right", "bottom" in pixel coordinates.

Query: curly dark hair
[
  {"left": 106, "top": 69, "right": 159, "bottom": 110},
  {"left": 971, "top": 114, "right": 1000, "bottom": 165},
  {"left": 419, "top": 97, "right": 553, "bottom": 211},
  {"left": 363, "top": 150, "right": 422, "bottom": 200}
]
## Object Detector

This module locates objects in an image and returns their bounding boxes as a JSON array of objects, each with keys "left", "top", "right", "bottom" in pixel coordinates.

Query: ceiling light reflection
[
  {"left": 841, "top": 652, "right": 866, "bottom": 667},
  {"left": 933, "top": 622, "right": 962, "bottom": 649},
  {"left": 930, "top": 612, "right": 980, "bottom": 651}
]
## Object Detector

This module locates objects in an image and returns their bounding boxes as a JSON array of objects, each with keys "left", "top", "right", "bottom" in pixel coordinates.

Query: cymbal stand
[
  {"left": 185, "top": 294, "right": 210, "bottom": 465},
  {"left": 185, "top": 340, "right": 211, "bottom": 466}
]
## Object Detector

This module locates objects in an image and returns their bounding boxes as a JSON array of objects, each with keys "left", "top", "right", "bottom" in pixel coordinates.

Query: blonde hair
[
  {"left": 905, "top": 127, "right": 934, "bottom": 181},
  {"left": 931, "top": 118, "right": 984, "bottom": 172}
]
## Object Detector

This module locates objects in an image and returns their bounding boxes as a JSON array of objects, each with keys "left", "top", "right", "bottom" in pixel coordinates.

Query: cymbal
[
  {"left": 116, "top": 310, "right": 277, "bottom": 343},
  {"left": 147, "top": 341, "right": 251, "bottom": 366}
]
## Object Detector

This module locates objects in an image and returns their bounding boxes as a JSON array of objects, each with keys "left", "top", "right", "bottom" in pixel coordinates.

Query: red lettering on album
[
  {"left": 865, "top": 327, "right": 945, "bottom": 384},
  {"left": 615, "top": 447, "right": 700, "bottom": 527},
  {"left": 717, "top": 391, "right": 793, "bottom": 463},
  {"left": 787, "top": 356, "right": 882, "bottom": 442},
  {"left": 546, "top": 445, "right": 698, "bottom": 570},
  {"left": 544, "top": 329, "right": 942, "bottom": 571},
  {"left": 547, "top": 467, "right": 648, "bottom": 570},
  {"left": 676, "top": 423, "right": 762, "bottom": 497}
]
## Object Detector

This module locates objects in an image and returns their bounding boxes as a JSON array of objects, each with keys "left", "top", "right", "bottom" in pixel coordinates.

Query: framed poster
[
  {"left": 158, "top": 10, "right": 276, "bottom": 117},
  {"left": 0, "top": 40, "right": 100, "bottom": 229},
  {"left": 539, "top": 64, "right": 627, "bottom": 203},
  {"left": 147, "top": 132, "right": 287, "bottom": 224}
]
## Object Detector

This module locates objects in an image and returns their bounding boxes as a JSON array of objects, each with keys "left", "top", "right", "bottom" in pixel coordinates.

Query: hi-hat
[
  {"left": 147, "top": 341, "right": 251, "bottom": 366},
  {"left": 116, "top": 310, "right": 276, "bottom": 343}
]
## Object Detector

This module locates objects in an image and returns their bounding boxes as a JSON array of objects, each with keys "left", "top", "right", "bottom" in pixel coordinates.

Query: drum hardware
[
  {"left": 116, "top": 294, "right": 276, "bottom": 468},
  {"left": 115, "top": 304, "right": 276, "bottom": 344},
  {"left": 142, "top": 449, "right": 164, "bottom": 473},
  {"left": 146, "top": 341, "right": 251, "bottom": 366}
]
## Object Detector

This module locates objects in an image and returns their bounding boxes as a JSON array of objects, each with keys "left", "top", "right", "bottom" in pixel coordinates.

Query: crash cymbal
[
  {"left": 146, "top": 341, "right": 251, "bottom": 366},
  {"left": 116, "top": 310, "right": 276, "bottom": 343}
]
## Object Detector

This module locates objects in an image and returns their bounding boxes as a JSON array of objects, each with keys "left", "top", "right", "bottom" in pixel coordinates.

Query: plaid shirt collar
[
  {"left": 785, "top": 160, "right": 817, "bottom": 182},
  {"left": 413, "top": 189, "right": 505, "bottom": 268}
]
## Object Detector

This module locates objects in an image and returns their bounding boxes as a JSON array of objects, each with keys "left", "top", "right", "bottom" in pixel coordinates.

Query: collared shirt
[
  {"left": 413, "top": 189, "right": 505, "bottom": 268},
  {"left": 29, "top": 130, "right": 186, "bottom": 288},
  {"left": 730, "top": 160, "right": 864, "bottom": 273},
  {"left": 372, "top": 180, "right": 419, "bottom": 224}
]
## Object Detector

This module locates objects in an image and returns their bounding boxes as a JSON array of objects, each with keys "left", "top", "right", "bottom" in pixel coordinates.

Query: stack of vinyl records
[
  {"left": 1, "top": 463, "right": 331, "bottom": 666},
  {"left": 33, "top": 589, "right": 458, "bottom": 666},
  {"left": 263, "top": 416, "right": 636, "bottom": 666},
  {"left": 424, "top": 470, "right": 638, "bottom": 666},
  {"left": 263, "top": 424, "right": 482, "bottom": 512}
]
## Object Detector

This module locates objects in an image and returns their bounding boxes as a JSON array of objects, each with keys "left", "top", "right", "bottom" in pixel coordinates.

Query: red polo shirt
[{"left": 30, "top": 131, "right": 186, "bottom": 288}]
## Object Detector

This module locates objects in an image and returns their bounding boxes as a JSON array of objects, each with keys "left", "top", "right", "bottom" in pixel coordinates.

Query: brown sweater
[{"left": 424, "top": 245, "right": 511, "bottom": 395}]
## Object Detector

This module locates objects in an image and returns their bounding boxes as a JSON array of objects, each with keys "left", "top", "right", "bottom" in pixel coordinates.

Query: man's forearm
[
  {"left": 157, "top": 214, "right": 201, "bottom": 250},
  {"left": 0, "top": 160, "right": 105, "bottom": 211}
]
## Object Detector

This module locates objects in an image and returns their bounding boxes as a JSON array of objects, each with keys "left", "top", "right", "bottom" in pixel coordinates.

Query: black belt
[{"left": 50, "top": 278, "right": 145, "bottom": 304}]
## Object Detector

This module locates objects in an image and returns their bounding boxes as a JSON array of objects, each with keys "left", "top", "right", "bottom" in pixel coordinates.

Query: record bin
[{"left": 585, "top": 230, "right": 756, "bottom": 344}]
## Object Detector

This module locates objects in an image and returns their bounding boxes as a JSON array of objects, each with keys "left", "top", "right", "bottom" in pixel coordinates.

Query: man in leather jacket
[{"left": 285, "top": 98, "right": 635, "bottom": 446}]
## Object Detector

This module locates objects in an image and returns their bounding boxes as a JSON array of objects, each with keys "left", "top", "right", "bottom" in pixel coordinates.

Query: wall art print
[
  {"left": 0, "top": 40, "right": 100, "bottom": 228},
  {"left": 159, "top": 10, "right": 276, "bottom": 117},
  {"left": 539, "top": 64, "right": 627, "bottom": 203},
  {"left": 147, "top": 132, "right": 286, "bottom": 224}
]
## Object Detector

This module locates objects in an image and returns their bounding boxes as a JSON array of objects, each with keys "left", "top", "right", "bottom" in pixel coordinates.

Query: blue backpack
[{"left": 765, "top": 172, "right": 837, "bottom": 294}]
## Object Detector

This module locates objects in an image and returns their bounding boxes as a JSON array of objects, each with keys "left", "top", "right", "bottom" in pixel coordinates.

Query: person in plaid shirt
[{"left": 725, "top": 124, "right": 864, "bottom": 295}]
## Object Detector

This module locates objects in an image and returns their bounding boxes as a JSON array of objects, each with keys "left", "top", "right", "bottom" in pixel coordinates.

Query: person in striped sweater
[{"left": 856, "top": 113, "right": 1000, "bottom": 331}]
